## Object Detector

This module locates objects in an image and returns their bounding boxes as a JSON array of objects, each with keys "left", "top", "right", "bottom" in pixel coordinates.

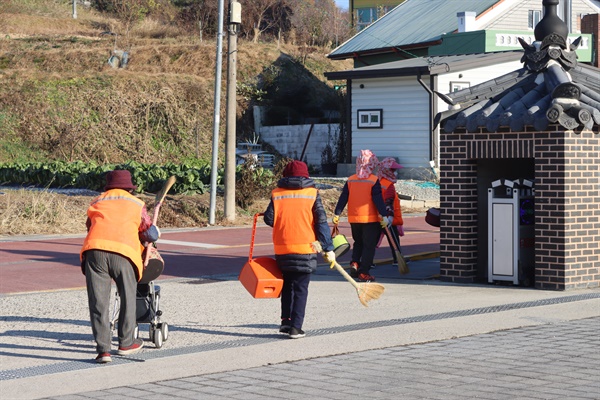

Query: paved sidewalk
[
  {"left": 44, "top": 317, "right": 600, "bottom": 400},
  {"left": 1, "top": 256, "right": 599, "bottom": 399},
  {"left": 1, "top": 221, "right": 599, "bottom": 399}
]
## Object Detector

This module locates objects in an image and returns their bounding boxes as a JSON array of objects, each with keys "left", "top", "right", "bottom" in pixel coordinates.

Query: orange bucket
[{"left": 238, "top": 213, "right": 283, "bottom": 298}]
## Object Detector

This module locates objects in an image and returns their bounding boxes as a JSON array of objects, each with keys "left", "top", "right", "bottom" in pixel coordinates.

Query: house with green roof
[{"left": 325, "top": 0, "right": 599, "bottom": 177}]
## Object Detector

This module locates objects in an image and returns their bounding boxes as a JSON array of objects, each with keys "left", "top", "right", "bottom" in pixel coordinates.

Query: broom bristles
[
  {"left": 311, "top": 241, "right": 385, "bottom": 307},
  {"left": 397, "top": 254, "right": 409, "bottom": 275},
  {"left": 357, "top": 283, "right": 385, "bottom": 307}
]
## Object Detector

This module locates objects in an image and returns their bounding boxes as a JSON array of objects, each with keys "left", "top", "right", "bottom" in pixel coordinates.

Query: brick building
[{"left": 437, "top": 0, "right": 599, "bottom": 290}]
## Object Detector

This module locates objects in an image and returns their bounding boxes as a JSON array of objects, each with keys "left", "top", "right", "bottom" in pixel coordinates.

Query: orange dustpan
[{"left": 238, "top": 213, "right": 283, "bottom": 298}]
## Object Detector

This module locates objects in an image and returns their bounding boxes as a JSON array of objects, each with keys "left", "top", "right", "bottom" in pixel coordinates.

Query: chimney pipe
[{"left": 457, "top": 11, "right": 476, "bottom": 33}]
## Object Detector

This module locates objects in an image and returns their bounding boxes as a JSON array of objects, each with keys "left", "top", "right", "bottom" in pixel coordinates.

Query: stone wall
[{"left": 439, "top": 126, "right": 599, "bottom": 290}]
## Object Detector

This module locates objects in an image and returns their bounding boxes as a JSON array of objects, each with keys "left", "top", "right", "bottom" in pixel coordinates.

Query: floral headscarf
[
  {"left": 356, "top": 149, "right": 379, "bottom": 179},
  {"left": 378, "top": 157, "right": 404, "bottom": 183}
]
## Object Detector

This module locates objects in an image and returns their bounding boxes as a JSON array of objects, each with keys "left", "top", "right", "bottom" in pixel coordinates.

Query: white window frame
[{"left": 357, "top": 109, "right": 383, "bottom": 129}]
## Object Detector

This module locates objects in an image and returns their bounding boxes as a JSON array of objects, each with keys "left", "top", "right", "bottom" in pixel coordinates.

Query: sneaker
[
  {"left": 117, "top": 338, "right": 144, "bottom": 355},
  {"left": 357, "top": 272, "right": 375, "bottom": 282},
  {"left": 288, "top": 327, "right": 305, "bottom": 339},
  {"left": 279, "top": 319, "right": 292, "bottom": 334},
  {"left": 348, "top": 262, "right": 359, "bottom": 278},
  {"left": 95, "top": 352, "right": 112, "bottom": 363}
]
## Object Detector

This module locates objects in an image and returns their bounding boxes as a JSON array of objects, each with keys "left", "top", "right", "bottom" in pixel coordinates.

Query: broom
[
  {"left": 312, "top": 241, "right": 385, "bottom": 307},
  {"left": 383, "top": 225, "right": 409, "bottom": 275},
  {"left": 143, "top": 176, "right": 176, "bottom": 266}
]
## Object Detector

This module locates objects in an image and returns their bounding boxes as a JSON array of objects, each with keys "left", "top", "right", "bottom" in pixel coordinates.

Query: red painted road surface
[{"left": 0, "top": 216, "right": 439, "bottom": 294}]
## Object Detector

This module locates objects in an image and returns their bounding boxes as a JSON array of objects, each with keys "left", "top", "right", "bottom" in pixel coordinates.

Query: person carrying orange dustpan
[{"left": 263, "top": 160, "right": 335, "bottom": 339}]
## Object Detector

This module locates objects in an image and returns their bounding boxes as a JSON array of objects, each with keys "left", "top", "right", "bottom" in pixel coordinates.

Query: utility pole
[
  {"left": 209, "top": 0, "right": 226, "bottom": 225},
  {"left": 224, "top": 1, "right": 241, "bottom": 221},
  {"left": 72, "top": 0, "right": 77, "bottom": 19}
]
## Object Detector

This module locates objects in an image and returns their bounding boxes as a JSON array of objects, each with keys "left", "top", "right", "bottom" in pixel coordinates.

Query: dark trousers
[
  {"left": 281, "top": 271, "right": 311, "bottom": 330},
  {"left": 84, "top": 249, "right": 137, "bottom": 354},
  {"left": 350, "top": 221, "right": 381, "bottom": 274}
]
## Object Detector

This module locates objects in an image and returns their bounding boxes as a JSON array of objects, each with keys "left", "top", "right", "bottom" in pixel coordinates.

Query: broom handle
[
  {"left": 383, "top": 225, "right": 402, "bottom": 258},
  {"left": 329, "top": 260, "right": 361, "bottom": 290},
  {"left": 143, "top": 200, "right": 164, "bottom": 267}
]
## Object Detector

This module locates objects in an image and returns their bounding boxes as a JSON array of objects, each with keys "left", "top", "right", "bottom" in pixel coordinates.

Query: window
[
  {"left": 528, "top": 10, "right": 541, "bottom": 29},
  {"left": 357, "top": 109, "right": 383, "bottom": 129},
  {"left": 355, "top": 6, "right": 393, "bottom": 31},
  {"left": 450, "top": 81, "right": 470, "bottom": 92}
]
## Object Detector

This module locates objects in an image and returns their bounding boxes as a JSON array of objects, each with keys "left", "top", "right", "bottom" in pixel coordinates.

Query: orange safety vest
[
  {"left": 347, "top": 174, "right": 380, "bottom": 223},
  {"left": 271, "top": 187, "right": 318, "bottom": 255},
  {"left": 380, "top": 177, "right": 404, "bottom": 226},
  {"left": 80, "top": 189, "right": 145, "bottom": 281}
]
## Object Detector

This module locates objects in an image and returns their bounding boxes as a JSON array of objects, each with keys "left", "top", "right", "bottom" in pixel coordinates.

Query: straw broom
[
  {"left": 312, "top": 241, "right": 385, "bottom": 307},
  {"left": 143, "top": 176, "right": 176, "bottom": 266},
  {"left": 383, "top": 225, "right": 409, "bottom": 275}
]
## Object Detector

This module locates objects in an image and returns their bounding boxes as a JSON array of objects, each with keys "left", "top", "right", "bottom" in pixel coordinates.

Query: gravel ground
[{"left": 314, "top": 178, "right": 440, "bottom": 202}]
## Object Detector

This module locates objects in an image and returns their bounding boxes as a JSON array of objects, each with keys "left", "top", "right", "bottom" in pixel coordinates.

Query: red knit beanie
[
  {"left": 104, "top": 170, "right": 137, "bottom": 191},
  {"left": 283, "top": 160, "right": 309, "bottom": 178}
]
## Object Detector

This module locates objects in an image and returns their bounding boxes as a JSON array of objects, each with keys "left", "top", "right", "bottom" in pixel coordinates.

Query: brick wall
[
  {"left": 439, "top": 127, "right": 599, "bottom": 290},
  {"left": 581, "top": 13, "right": 599, "bottom": 68}
]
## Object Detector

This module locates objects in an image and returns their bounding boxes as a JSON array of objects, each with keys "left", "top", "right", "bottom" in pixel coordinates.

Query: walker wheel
[
  {"left": 154, "top": 328, "right": 163, "bottom": 348},
  {"left": 159, "top": 322, "right": 169, "bottom": 342}
]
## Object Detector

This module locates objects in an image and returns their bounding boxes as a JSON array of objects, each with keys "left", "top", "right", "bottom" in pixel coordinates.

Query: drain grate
[{"left": 1, "top": 292, "right": 598, "bottom": 381}]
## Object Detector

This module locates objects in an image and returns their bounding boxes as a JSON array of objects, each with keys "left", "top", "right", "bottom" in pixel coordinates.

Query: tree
[{"left": 175, "top": 0, "right": 219, "bottom": 41}]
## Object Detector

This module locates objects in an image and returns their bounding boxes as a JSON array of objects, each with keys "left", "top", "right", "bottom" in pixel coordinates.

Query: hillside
[
  {"left": 0, "top": 3, "right": 353, "bottom": 165},
  {"left": 0, "top": 3, "right": 365, "bottom": 233}
]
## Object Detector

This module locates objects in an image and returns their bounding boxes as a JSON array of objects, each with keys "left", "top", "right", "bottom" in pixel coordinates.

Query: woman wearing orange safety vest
[
  {"left": 378, "top": 157, "right": 405, "bottom": 265},
  {"left": 80, "top": 170, "right": 160, "bottom": 363},
  {"left": 333, "top": 150, "right": 389, "bottom": 282},
  {"left": 264, "top": 160, "right": 334, "bottom": 339}
]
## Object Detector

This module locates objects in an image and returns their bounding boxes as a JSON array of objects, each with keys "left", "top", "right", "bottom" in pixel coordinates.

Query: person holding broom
[
  {"left": 263, "top": 160, "right": 335, "bottom": 339},
  {"left": 80, "top": 170, "right": 160, "bottom": 363},
  {"left": 378, "top": 157, "right": 405, "bottom": 266},
  {"left": 332, "top": 149, "right": 389, "bottom": 282}
]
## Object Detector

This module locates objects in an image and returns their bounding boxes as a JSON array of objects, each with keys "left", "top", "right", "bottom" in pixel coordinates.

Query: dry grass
[
  {"left": 0, "top": 184, "right": 430, "bottom": 237},
  {"left": 0, "top": 189, "right": 88, "bottom": 235}
]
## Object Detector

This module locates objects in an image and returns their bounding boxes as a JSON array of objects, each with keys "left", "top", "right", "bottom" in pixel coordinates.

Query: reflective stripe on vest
[
  {"left": 347, "top": 174, "right": 379, "bottom": 223},
  {"left": 272, "top": 187, "right": 318, "bottom": 255},
  {"left": 380, "top": 178, "right": 403, "bottom": 226},
  {"left": 80, "top": 190, "right": 145, "bottom": 281}
]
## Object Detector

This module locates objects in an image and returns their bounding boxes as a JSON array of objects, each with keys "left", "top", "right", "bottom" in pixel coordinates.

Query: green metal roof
[{"left": 329, "top": 0, "right": 501, "bottom": 59}]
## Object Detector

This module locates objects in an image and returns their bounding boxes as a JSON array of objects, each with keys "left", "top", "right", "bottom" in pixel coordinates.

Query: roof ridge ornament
[{"left": 534, "top": 0, "right": 568, "bottom": 42}]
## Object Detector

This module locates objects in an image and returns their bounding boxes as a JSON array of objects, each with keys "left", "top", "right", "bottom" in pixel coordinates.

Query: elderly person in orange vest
[
  {"left": 333, "top": 149, "right": 389, "bottom": 282},
  {"left": 378, "top": 157, "right": 405, "bottom": 265},
  {"left": 80, "top": 170, "right": 160, "bottom": 363},
  {"left": 264, "top": 160, "right": 334, "bottom": 339}
]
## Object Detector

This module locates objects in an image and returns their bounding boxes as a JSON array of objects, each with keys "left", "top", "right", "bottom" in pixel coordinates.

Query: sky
[{"left": 334, "top": 0, "right": 349, "bottom": 10}]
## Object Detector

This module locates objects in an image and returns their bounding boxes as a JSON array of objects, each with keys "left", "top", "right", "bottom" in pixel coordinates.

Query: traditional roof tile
[{"left": 439, "top": 35, "right": 600, "bottom": 133}]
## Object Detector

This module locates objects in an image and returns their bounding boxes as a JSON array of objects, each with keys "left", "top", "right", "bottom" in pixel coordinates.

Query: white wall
[
  {"left": 351, "top": 77, "right": 430, "bottom": 169},
  {"left": 258, "top": 123, "right": 340, "bottom": 168}
]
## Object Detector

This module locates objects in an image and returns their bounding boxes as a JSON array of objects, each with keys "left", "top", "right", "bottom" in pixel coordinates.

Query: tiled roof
[
  {"left": 438, "top": 37, "right": 600, "bottom": 133},
  {"left": 325, "top": 51, "right": 523, "bottom": 80},
  {"left": 328, "top": 0, "right": 500, "bottom": 59}
]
